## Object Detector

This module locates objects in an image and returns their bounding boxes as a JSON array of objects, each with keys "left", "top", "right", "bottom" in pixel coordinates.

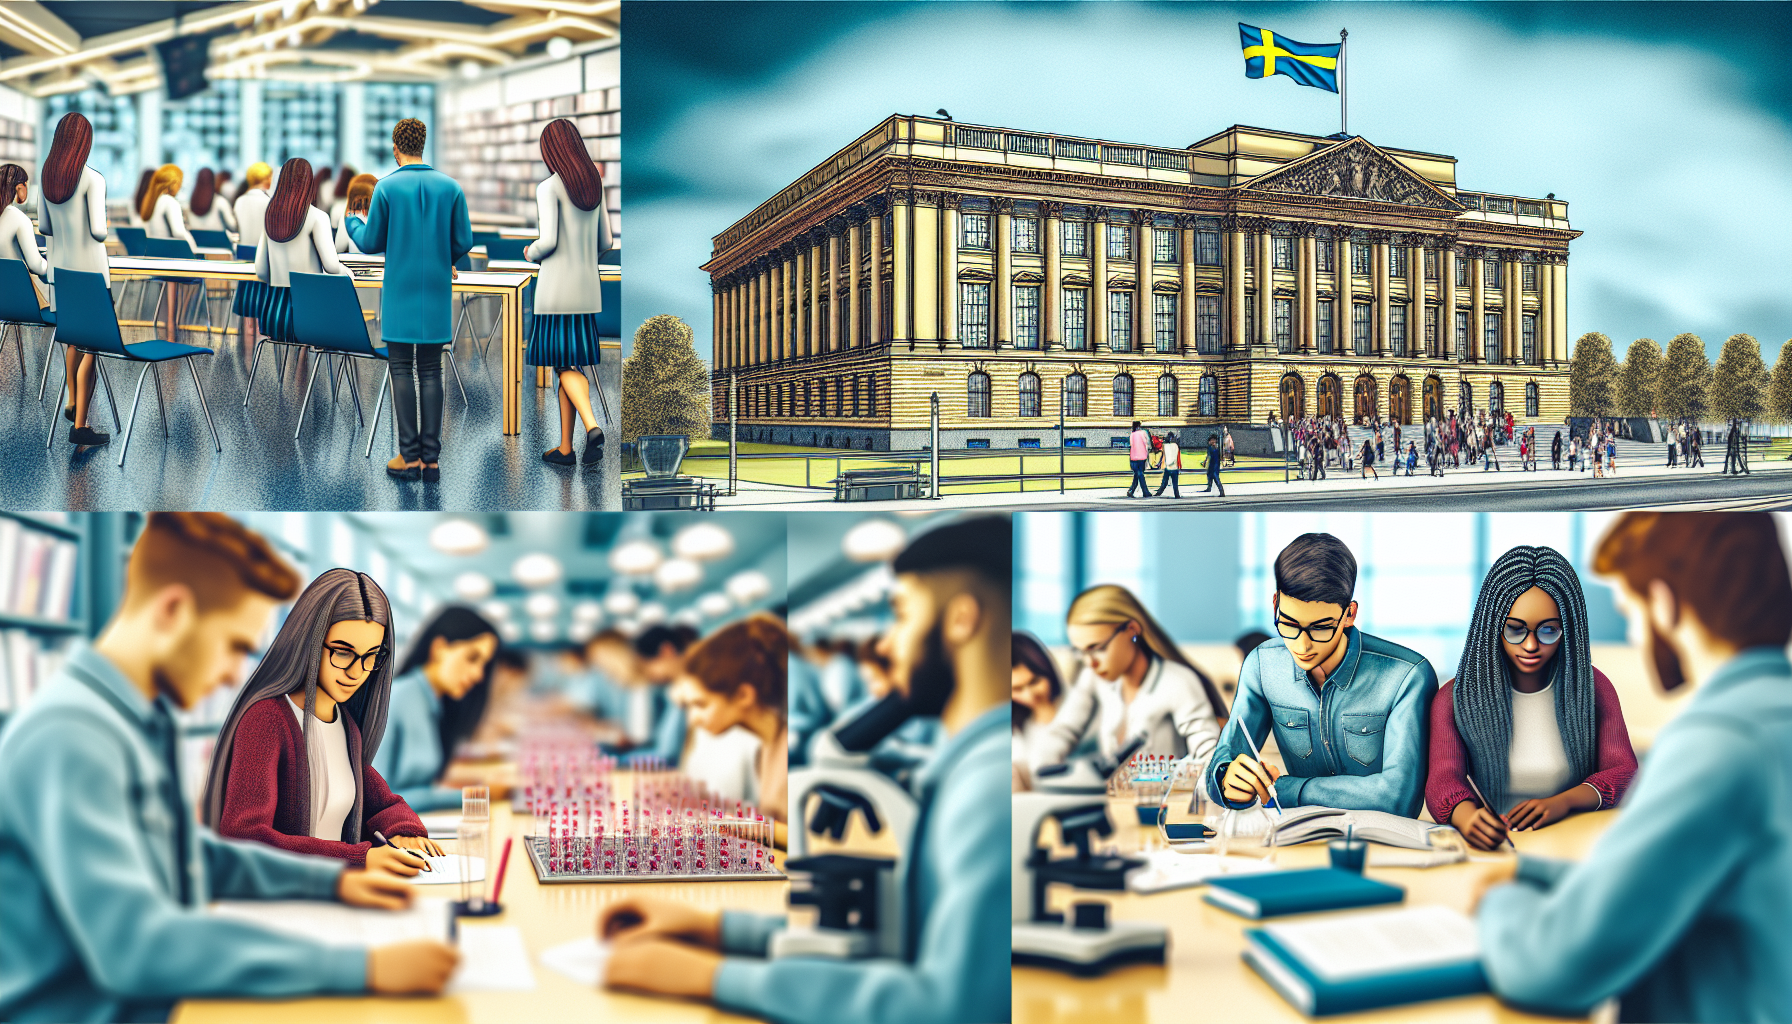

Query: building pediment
[{"left": 1244, "top": 137, "right": 1463, "bottom": 211}]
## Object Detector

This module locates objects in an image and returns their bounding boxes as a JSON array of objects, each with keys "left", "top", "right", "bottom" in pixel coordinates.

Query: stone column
[
  {"left": 1469, "top": 249, "right": 1485, "bottom": 365},
  {"left": 1552, "top": 258, "right": 1568, "bottom": 364},
  {"left": 712, "top": 285, "right": 724, "bottom": 370},
  {"left": 994, "top": 198, "right": 1014, "bottom": 347},
  {"left": 827, "top": 217, "right": 846, "bottom": 353},
  {"left": 723, "top": 279, "right": 735, "bottom": 368},
  {"left": 1298, "top": 228, "right": 1317, "bottom": 353},
  {"left": 808, "top": 228, "right": 824, "bottom": 358},
  {"left": 868, "top": 199, "right": 886, "bottom": 347},
  {"left": 1333, "top": 235, "right": 1350, "bottom": 350},
  {"left": 1177, "top": 215, "right": 1196, "bottom": 354},
  {"left": 891, "top": 191, "right": 914, "bottom": 345},
  {"left": 1254, "top": 227, "right": 1271, "bottom": 350},
  {"left": 1371, "top": 234, "right": 1389, "bottom": 357},
  {"left": 1043, "top": 201, "right": 1063, "bottom": 349},
  {"left": 941, "top": 196, "right": 960, "bottom": 344},
  {"left": 847, "top": 210, "right": 864, "bottom": 349},
  {"left": 1406, "top": 237, "right": 1423, "bottom": 359},
  {"left": 1224, "top": 218, "right": 1245, "bottom": 353},
  {"left": 784, "top": 244, "right": 799, "bottom": 361},
  {"left": 1440, "top": 244, "right": 1458, "bottom": 360},
  {"left": 1092, "top": 208, "right": 1109, "bottom": 351},
  {"left": 758, "top": 257, "right": 772, "bottom": 364},
  {"left": 1503, "top": 254, "right": 1520, "bottom": 365},
  {"left": 1135, "top": 210, "right": 1152, "bottom": 353}
]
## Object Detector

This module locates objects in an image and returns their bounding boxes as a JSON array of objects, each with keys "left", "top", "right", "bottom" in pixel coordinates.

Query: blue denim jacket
[{"left": 1204, "top": 627, "right": 1438, "bottom": 817}]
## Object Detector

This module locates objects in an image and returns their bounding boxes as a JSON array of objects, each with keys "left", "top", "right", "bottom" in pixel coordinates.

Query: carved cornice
[
  {"left": 1040, "top": 200, "right": 1065, "bottom": 219},
  {"left": 992, "top": 197, "right": 1016, "bottom": 214},
  {"left": 1131, "top": 208, "right": 1154, "bottom": 226}
]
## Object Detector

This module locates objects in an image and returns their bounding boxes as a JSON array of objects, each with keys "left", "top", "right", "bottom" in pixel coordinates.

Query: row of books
[
  {"left": 453, "top": 111, "right": 621, "bottom": 147},
  {"left": 0, "top": 630, "right": 70, "bottom": 713},
  {"left": 0, "top": 519, "right": 80, "bottom": 623}
]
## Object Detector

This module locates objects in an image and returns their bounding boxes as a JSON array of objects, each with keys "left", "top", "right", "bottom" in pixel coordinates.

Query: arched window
[
  {"left": 1157, "top": 374, "right": 1178, "bottom": 417},
  {"left": 1489, "top": 381, "right": 1505, "bottom": 414},
  {"left": 967, "top": 371, "right": 991, "bottom": 418},
  {"left": 1065, "top": 373, "right": 1088, "bottom": 417},
  {"left": 1018, "top": 372, "right": 1041, "bottom": 417},
  {"left": 1202, "top": 375, "right": 1221, "bottom": 418},
  {"left": 1112, "top": 373, "right": 1134, "bottom": 417},
  {"left": 1459, "top": 380, "right": 1474, "bottom": 414},
  {"left": 1525, "top": 381, "right": 1539, "bottom": 418}
]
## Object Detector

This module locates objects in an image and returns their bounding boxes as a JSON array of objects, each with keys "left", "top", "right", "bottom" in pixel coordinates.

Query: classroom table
[
  {"left": 485, "top": 258, "right": 623, "bottom": 390},
  {"left": 172, "top": 796, "right": 789, "bottom": 1024},
  {"left": 1012, "top": 798, "right": 1620, "bottom": 1024}
]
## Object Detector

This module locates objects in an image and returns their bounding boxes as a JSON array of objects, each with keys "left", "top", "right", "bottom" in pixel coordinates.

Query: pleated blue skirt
[
  {"left": 259, "top": 284, "right": 294, "bottom": 343},
  {"left": 233, "top": 278, "right": 268, "bottom": 318},
  {"left": 525, "top": 312, "right": 602, "bottom": 368}
]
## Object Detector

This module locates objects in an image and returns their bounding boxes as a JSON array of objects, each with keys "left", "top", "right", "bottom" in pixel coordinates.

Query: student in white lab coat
[{"left": 38, "top": 113, "right": 110, "bottom": 447}]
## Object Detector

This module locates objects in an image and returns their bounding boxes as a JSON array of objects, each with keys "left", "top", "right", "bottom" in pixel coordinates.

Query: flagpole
[{"left": 1339, "top": 28, "right": 1348, "bottom": 135}]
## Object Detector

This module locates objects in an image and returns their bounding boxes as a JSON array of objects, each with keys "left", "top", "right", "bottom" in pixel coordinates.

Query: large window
[
  {"left": 959, "top": 283, "right": 990, "bottom": 348},
  {"left": 1456, "top": 256, "right": 1470, "bottom": 287},
  {"left": 967, "top": 371, "right": 991, "bottom": 417},
  {"left": 1484, "top": 259, "right": 1502, "bottom": 289},
  {"left": 1484, "top": 312, "right": 1503, "bottom": 364},
  {"left": 1244, "top": 300, "right": 1255, "bottom": 346},
  {"left": 1065, "top": 373, "right": 1088, "bottom": 416},
  {"left": 1154, "top": 228, "right": 1178, "bottom": 264},
  {"left": 1197, "top": 228, "right": 1222, "bottom": 266},
  {"left": 1490, "top": 381, "right": 1505, "bottom": 414},
  {"left": 1274, "top": 297, "right": 1293, "bottom": 353},
  {"left": 1244, "top": 236, "right": 1255, "bottom": 267},
  {"left": 1108, "top": 291, "right": 1133, "bottom": 352},
  {"left": 818, "top": 296, "right": 831, "bottom": 351},
  {"left": 1157, "top": 374, "right": 1178, "bottom": 417},
  {"left": 363, "top": 83, "right": 436, "bottom": 171},
  {"left": 1154, "top": 294, "right": 1178, "bottom": 353},
  {"left": 1013, "top": 217, "right": 1039, "bottom": 253},
  {"left": 1455, "top": 311, "right": 1471, "bottom": 362},
  {"left": 1351, "top": 243, "right": 1371, "bottom": 276},
  {"left": 1317, "top": 299, "right": 1335, "bottom": 355},
  {"left": 1389, "top": 246, "right": 1407, "bottom": 278},
  {"left": 1014, "top": 285, "right": 1040, "bottom": 349},
  {"left": 1424, "top": 248, "right": 1438, "bottom": 281},
  {"left": 1526, "top": 381, "right": 1540, "bottom": 417},
  {"left": 1062, "top": 288, "right": 1088, "bottom": 350},
  {"left": 1390, "top": 304, "right": 1407, "bottom": 358},
  {"left": 262, "top": 82, "right": 341, "bottom": 171},
  {"left": 1019, "top": 372, "right": 1042, "bottom": 417},
  {"left": 1522, "top": 263, "right": 1537, "bottom": 292},
  {"left": 1273, "top": 235, "right": 1295, "bottom": 270},
  {"left": 1352, "top": 302, "right": 1372, "bottom": 356},
  {"left": 1425, "top": 306, "right": 1439, "bottom": 358},
  {"left": 881, "top": 280, "right": 893, "bottom": 341},
  {"left": 1112, "top": 373, "right": 1134, "bottom": 417},
  {"left": 867, "top": 378, "right": 878, "bottom": 416},
  {"left": 1107, "top": 223, "right": 1132, "bottom": 259},
  {"left": 1062, "top": 220, "right": 1087, "bottom": 257},
  {"left": 1522, "top": 314, "right": 1537, "bottom": 364},
  {"left": 1199, "top": 375, "right": 1218, "bottom": 417},
  {"left": 1317, "top": 239, "right": 1335, "bottom": 273},
  {"left": 858, "top": 284, "right": 870, "bottom": 346},
  {"left": 1196, "top": 296, "right": 1221, "bottom": 355},
  {"left": 962, "top": 213, "right": 991, "bottom": 249}
]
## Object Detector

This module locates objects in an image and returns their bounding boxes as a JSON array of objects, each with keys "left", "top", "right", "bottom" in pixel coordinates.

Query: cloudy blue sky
[{"left": 622, "top": 1, "right": 1792, "bottom": 365}]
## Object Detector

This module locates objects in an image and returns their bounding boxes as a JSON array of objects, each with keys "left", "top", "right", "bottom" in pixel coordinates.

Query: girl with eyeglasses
[
  {"left": 1427, "top": 546, "right": 1638, "bottom": 850},
  {"left": 201, "top": 569, "right": 441, "bottom": 874}
]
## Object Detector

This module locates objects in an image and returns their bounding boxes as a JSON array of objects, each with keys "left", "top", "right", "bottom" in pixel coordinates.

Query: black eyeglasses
[
  {"left": 1503, "top": 618, "right": 1563, "bottom": 646},
  {"left": 1074, "top": 622, "right": 1130, "bottom": 659},
  {"left": 325, "top": 645, "right": 383, "bottom": 675},
  {"left": 1274, "top": 598, "right": 1343, "bottom": 644}
]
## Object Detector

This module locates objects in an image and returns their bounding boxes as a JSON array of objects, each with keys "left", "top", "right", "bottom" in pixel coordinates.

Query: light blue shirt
[
  {"left": 1479, "top": 647, "right": 1792, "bottom": 1021},
  {"left": 343, "top": 163, "right": 473, "bottom": 345},
  {"left": 1205, "top": 627, "right": 1438, "bottom": 816},
  {"left": 629, "top": 686, "right": 686, "bottom": 768},
  {"left": 710, "top": 703, "right": 1010, "bottom": 1024},
  {"left": 0, "top": 644, "right": 364, "bottom": 1023},
  {"left": 370, "top": 669, "right": 461, "bottom": 812},
  {"left": 788, "top": 655, "right": 828, "bottom": 767}
]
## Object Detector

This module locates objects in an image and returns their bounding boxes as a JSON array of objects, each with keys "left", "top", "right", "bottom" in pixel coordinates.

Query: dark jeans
[
  {"left": 1127, "top": 458, "right": 1148, "bottom": 496},
  {"left": 1154, "top": 469, "right": 1180, "bottom": 498},
  {"left": 388, "top": 342, "right": 444, "bottom": 463},
  {"left": 1205, "top": 466, "right": 1224, "bottom": 495}
]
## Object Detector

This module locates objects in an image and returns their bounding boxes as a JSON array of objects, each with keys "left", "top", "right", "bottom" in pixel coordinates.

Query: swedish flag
[{"left": 1239, "top": 24, "right": 1341, "bottom": 93}]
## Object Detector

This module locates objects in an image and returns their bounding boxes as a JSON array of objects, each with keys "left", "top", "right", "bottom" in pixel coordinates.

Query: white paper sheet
[
  {"left": 538, "top": 936, "right": 613, "bottom": 988},
  {"left": 209, "top": 897, "right": 450, "bottom": 946},
  {"left": 1265, "top": 905, "right": 1481, "bottom": 982},
  {"left": 418, "top": 812, "right": 462, "bottom": 839},
  {"left": 1126, "top": 851, "right": 1280, "bottom": 894},
  {"left": 447, "top": 926, "right": 536, "bottom": 993},
  {"left": 409, "top": 855, "right": 486, "bottom": 885}
]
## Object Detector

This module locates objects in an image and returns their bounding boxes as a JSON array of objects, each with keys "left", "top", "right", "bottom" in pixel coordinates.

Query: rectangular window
[
  {"left": 857, "top": 285, "right": 870, "bottom": 345},
  {"left": 1484, "top": 259, "right": 1502, "bottom": 289},
  {"left": 1154, "top": 294, "right": 1178, "bottom": 353},
  {"left": 959, "top": 283, "right": 990, "bottom": 347},
  {"left": 1062, "top": 220, "right": 1087, "bottom": 257},
  {"left": 1389, "top": 246, "right": 1407, "bottom": 278},
  {"left": 1197, "top": 229, "right": 1222, "bottom": 266},
  {"left": 1522, "top": 263, "right": 1537, "bottom": 292},
  {"left": 1244, "top": 299, "right": 1255, "bottom": 346},
  {"left": 1352, "top": 302, "right": 1372, "bottom": 356},
  {"left": 1154, "top": 228, "right": 1178, "bottom": 264},
  {"left": 1108, "top": 291, "right": 1133, "bottom": 352},
  {"left": 1106, "top": 224, "right": 1131, "bottom": 260},
  {"left": 1523, "top": 314, "right": 1537, "bottom": 364},
  {"left": 882, "top": 210, "right": 893, "bottom": 249},
  {"left": 1455, "top": 311, "right": 1470, "bottom": 361},
  {"left": 880, "top": 279, "right": 893, "bottom": 341},
  {"left": 1244, "top": 237, "right": 1255, "bottom": 267},
  {"left": 1013, "top": 217, "right": 1039, "bottom": 253},
  {"left": 1351, "top": 243, "right": 1371, "bottom": 276},
  {"left": 867, "top": 378, "right": 877, "bottom": 415},
  {"left": 1274, "top": 297, "right": 1293, "bottom": 353},
  {"left": 852, "top": 376, "right": 861, "bottom": 417},
  {"left": 1425, "top": 306, "right": 1439, "bottom": 357},
  {"left": 1317, "top": 299, "right": 1334, "bottom": 355},
  {"left": 1014, "top": 285, "right": 1040, "bottom": 349},
  {"left": 1484, "top": 312, "right": 1502, "bottom": 364},
  {"left": 1273, "top": 235, "right": 1295, "bottom": 270},
  {"left": 1062, "top": 288, "right": 1088, "bottom": 350},
  {"left": 1317, "top": 239, "right": 1335, "bottom": 273},
  {"left": 1196, "top": 296, "right": 1221, "bottom": 354},
  {"left": 818, "top": 297, "right": 830, "bottom": 350},
  {"left": 1455, "top": 256, "right": 1469, "bottom": 287},
  {"left": 1424, "top": 249, "right": 1437, "bottom": 280},
  {"left": 962, "top": 213, "right": 990, "bottom": 249},
  {"left": 1390, "top": 304, "right": 1407, "bottom": 357}
]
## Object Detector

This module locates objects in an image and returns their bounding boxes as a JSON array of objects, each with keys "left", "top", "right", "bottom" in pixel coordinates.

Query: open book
[{"left": 1267, "top": 806, "right": 1455, "bottom": 851}]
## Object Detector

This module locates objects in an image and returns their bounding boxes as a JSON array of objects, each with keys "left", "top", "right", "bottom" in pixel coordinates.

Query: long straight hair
[
  {"left": 333, "top": 165, "right": 356, "bottom": 199},
  {"left": 132, "top": 168, "right": 153, "bottom": 214},
  {"left": 41, "top": 112, "right": 92, "bottom": 205},
  {"left": 265, "top": 157, "right": 314, "bottom": 243},
  {"left": 539, "top": 117, "right": 602, "bottom": 212},
  {"left": 1068, "top": 583, "right": 1230, "bottom": 721},
  {"left": 396, "top": 606, "right": 500, "bottom": 779},
  {"left": 190, "top": 167, "right": 216, "bottom": 216},
  {"left": 1012, "top": 631, "right": 1063, "bottom": 732},
  {"left": 139, "top": 164, "right": 182, "bottom": 223},
  {"left": 200, "top": 569, "right": 397, "bottom": 843},
  {"left": 313, "top": 164, "right": 333, "bottom": 210},
  {"left": 0, "top": 164, "right": 29, "bottom": 206}
]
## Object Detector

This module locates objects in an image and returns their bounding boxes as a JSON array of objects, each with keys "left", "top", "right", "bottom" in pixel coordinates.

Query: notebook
[
  {"left": 1243, "top": 905, "right": 1487, "bottom": 1015},
  {"left": 1267, "top": 806, "right": 1451, "bottom": 851},
  {"left": 1203, "top": 867, "right": 1404, "bottom": 919}
]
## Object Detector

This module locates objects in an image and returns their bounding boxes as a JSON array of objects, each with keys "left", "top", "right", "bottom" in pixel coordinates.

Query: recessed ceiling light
[
  {"left": 513, "top": 552, "right": 562, "bottom": 588},
  {"left": 843, "top": 519, "right": 907, "bottom": 562},
  {"left": 603, "top": 589, "right": 640, "bottom": 616},
  {"left": 479, "top": 599, "right": 511, "bottom": 622},
  {"left": 672, "top": 522, "right": 734, "bottom": 561},
  {"left": 524, "top": 592, "right": 559, "bottom": 619},
  {"left": 545, "top": 36, "right": 572, "bottom": 60},
  {"left": 571, "top": 599, "right": 603, "bottom": 622},
  {"left": 654, "top": 557, "right": 702, "bottom": 593},
  {"left": 725, "top": 570, "right": 772, "bottom": 605},
  {"left": 610, "top": 539, "right": 663, "bottom": 575},
  {"left": 528, "top": 620, "right": 559, "bottom": 643},
  {"left": 637, "top": 602, "right": 667, "bottom": 625},
  {"left": 429, "top": 518, "right": 487, "bottom": 555},
  {"left": 697, "top": 592, "right": 732, "bottom": 618}
]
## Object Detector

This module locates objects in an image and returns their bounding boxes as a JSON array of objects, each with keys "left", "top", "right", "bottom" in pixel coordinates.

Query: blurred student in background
[
  {"left": 470, "top": 646, "right": 533, "bottom": 750},
  {"left": 141, "top": 164, "right": 196, "bottom": 248},
  {"left": 371, "top": 606, "right": 500, "bottom": 811},
  {"left": 1011, "top": 630, "right": 1066, "bottom": 790},
  {"left": 186, "top": 168, "right": 228, "bottom": 234},
  {"left": 789, "top": 636, "right": 866, "bottom": 766},
  {"left": 1475, "top": 512, "right": 1792, "bottom": 1022},
  {"left": 679, "top": 615, "right": 791, "bottom": 846},
  {"left": 619, "top": 624, "right": 696, "bottom": 766},
  {"left": 821, "top": 634, "right": 940, "bottom": 789},
  {"left": 1032, "top": 583, "right": 1227, "bottom": 771}
]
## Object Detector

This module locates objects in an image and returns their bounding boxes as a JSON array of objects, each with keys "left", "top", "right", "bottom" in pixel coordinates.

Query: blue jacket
[
  {"left": 632, "top": 686, "right": 686, "bottom": 768},
  {"left": 369, "top": 669, "right": 462, "bottom": 812},
  {"left": 1479, "top": 647, "right": 1792, "bottom": 1022},
  {"left": 0, "top": 645, "right": 364, "bottom": 1023},
  {"left": 787, "top": 655, "right": 828, "bottom": 767},
  {"left": 343, "top": 163, "right": 472, "bottom": 344},
  {"left": 1204, "top": 627, "right": 1437, "bottom": 817},
  {"left": 710, "top": 704, "right": 1010, "bottom": 1024}
]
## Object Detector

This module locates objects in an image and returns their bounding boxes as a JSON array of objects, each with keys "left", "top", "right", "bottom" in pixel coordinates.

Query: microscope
[
  {"left": 1013, "top": 735, "right": 1169, "bottom": 974},
  {"left": 771, "top": 693, "right": 919, "bottom": 961}
]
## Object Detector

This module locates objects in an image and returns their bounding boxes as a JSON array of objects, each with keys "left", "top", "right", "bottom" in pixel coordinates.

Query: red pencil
[{"left": 491, "top": 837, "right": 514, "bottom": 905}]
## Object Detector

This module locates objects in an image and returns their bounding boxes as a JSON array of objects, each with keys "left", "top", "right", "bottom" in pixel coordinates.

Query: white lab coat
[
  {"left": 254, "top": 206, "right": 348, "bottom": 288},
  {"left": 1032, "top": 657, "right": 1222, "bottom": 769},
  {"left": 39, "top": 165, "right": 108, "bottom": 309},
  {"left": 233, "top": 189, "right": 270, "bottom": 249},
  {"left": 0, "top": 205, "right": 48, "bottom": 278},
  {"left": 144, "top": 193, "right": 196, "bottom": 249},
  {"left": 524, "top": 173, "right": 612, "bottom": 315}
]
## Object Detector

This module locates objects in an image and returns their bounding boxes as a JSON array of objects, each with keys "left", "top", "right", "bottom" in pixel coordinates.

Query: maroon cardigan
[
  {"left": 217, "top": 695, "right": 428, "bottom": 867},
  {"left": 1426, "top": 666, "right": 1638, "bottom": 826}
]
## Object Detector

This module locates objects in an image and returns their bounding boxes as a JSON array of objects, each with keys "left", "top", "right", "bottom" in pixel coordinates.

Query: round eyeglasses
[
  {"left": 1502, "top": 619, "right": 1563, "bottom": 646},
  {"left": 325, "top": 645, "right": 383, "bottom": 675}
]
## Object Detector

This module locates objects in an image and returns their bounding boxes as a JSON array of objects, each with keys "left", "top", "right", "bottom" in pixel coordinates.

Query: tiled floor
[{"left": 0, "top": 294, "right": 619, "bottom": 510}]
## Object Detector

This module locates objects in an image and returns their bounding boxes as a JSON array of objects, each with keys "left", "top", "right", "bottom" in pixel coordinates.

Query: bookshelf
[{"left": 0, "top": 512, "right": 94, "bottom": 723}]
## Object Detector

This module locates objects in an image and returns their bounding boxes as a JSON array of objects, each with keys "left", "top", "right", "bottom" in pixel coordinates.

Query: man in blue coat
[{"left": 345, "top": 117, "right": 473, "bottom": 482}]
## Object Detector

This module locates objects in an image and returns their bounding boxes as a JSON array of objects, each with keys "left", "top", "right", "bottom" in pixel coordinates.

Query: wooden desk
[
  {"left": 171, "top": 800, "right": 787, "bottom": 1024},
  {"left": 1013, "top": 801, "right": 1618, "bottom": 1024}
]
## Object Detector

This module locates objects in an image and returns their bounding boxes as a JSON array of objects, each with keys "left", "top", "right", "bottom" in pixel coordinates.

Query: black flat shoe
[
  {"left": 69, "top": 426, "right": 110, "bottom": 446},
  {"left": 63, "top": 404, "right": 74, "bottom": 422},
  {"left": 420, "top": 465, "right": 440, "bottom": 483},
  {"left": 386, "top": 462, "right": 420, "bottom": 481},
  {"left": 583, "top": 428, "right": 605, "bottom": 464},
  {"left": 543, "top": 448, "right": 575, "bottom": 466}
]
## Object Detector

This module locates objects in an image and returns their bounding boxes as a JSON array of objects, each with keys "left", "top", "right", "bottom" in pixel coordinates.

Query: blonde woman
[
  {"left": 1030, "top": 584, "right": 1227, "bottom": 771},
  {"left": 140, "top": 164, "right": 196, "bottom": 249}
]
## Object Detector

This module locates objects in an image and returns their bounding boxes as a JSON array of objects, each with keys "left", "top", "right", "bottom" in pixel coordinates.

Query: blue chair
[
  {"left": 191, "top": 229, "right": 232, "bottom": 250},
  {"left": 0, "top": 259, "right": 52, "bottom": 382},
  {"left": 486, "top": 237, "right": 530, "bottom": 262},
  {"left": 234, "top": 244, "right": 257, "bottom": 261},
  {"left": 113, "top": 227, "right": 148, "bottom": 255},
  {"left": 289, "top": 271, "right": 408, "bottom": 457},
  {"left": 598, "top": 248, "right": 620, "bottom": 266},
  {"left": 43, "top": 269, "right": 219, "bottom": 466}
]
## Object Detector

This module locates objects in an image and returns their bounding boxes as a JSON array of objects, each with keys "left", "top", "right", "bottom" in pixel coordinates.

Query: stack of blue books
[
  {"left": 1202, "top": 867, "right": 1404, "bottom": 919},
  {"left": 1242, "top": 905, "right": 1489, "bottom": 1016}
]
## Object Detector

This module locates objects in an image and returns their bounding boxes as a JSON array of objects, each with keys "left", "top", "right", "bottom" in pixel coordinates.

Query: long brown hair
[
  {"left": 345, "top": 172, "right": 376, "bottom": 216},
  {"left": 190, "top": 167, "right": 215, "bottom": 216},
  {"left": 539, "top": 117, "right": 602, "bottom": 212},
  {"left": 132, "top": 168, "right": 153, "bottom": 213},
  {"left": 683, "top": 614, "right": 790, "bottom": 712},
  {"left": 139, "top": 164, "right": 182, "bottom": 223},
  {"left": 312, "top": 164, "right": 332, "bottom": 210},
  {"left": 333, "top": 165, "right": 356, "bottom": 199},
  {"left": 41, "top": 112, "right": 92, "bottom": 205},
  {"left": 1012, "top": 631, "right": 1063, "bottom": 731},
  {"left": 265, "top": 157, "right": 314, "bottom": 244}
]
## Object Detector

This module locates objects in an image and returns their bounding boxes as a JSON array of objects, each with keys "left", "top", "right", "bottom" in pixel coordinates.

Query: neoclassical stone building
[{"left": 702, "top": 116, "right": 1579, "bottom": 450}]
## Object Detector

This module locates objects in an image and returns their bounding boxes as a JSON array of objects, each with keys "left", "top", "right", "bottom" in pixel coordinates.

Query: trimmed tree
[
  {"left": 621, "top": 314, "right": 711, "bottom": 443},
  {"left": 1613, "top": 337, "right": 1662, "bottom": 417},
  {"left": 1567, "top": 331, "right": 1617, "bottom": 416},
  {"left": 1656, "top": 332, "right": 1711, "bottom": 419},
  {"left": 1710, "top": 333, "right": 1767, "bottom": 422},
  {"left": 1769, "top": 339, "right": 1792, "bottom": 423}
]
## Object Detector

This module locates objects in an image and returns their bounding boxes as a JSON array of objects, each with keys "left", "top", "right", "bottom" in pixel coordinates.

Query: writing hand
[
  {"left": 367, "top": 844, "right": 428, "bottom": 876},
  {"left": 389, "top": 834, "right": 446, "bottom": 859},
  {"left": 1221, "top": 753, "right": 1282, "bottom": 806},
  {"left": 367, "top": 940, "right": 459, "bottom": 994},
  {"left": 1506, "top": 795, "right": 1572, "bottom": 832},
  {"left": 1449, "top": 801, "right": 1510, "bottom": 851},
  {"left": 337, "top": 866, "right": 415, "bottom": 910}
]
